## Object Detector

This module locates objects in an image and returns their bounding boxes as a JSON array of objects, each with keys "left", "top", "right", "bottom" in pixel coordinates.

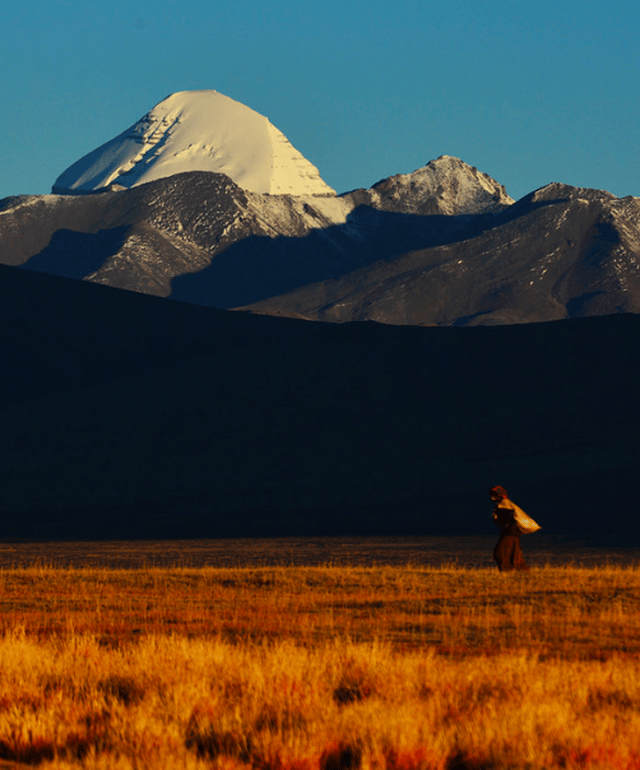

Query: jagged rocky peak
[
  {"left": 52, "top": 90, "right": 336, "bottom": 197},
  {"left": 524, "top": 182, "right": 619, "bottom": 205},
  {"left": 364, "top": 155, "right": 514, "bottom": 216}
]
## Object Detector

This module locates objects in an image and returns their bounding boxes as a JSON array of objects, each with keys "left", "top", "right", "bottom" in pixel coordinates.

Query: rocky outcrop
[{"left": 346, "top": 155, "right": 514, "bottom": 215}]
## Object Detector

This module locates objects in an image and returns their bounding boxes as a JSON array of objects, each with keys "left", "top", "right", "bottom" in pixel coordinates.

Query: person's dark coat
[{"left": 492, "top": 501, "right": 529, "bottom": 571}]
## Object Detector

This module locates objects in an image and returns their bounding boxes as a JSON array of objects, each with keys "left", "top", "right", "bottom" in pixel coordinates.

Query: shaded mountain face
[
  {"left": 0, "top": 263, "right": 638, "bottom": 539},
  {"left": 1, "top": 157, "right": 639, "bottom": 325},
  {"left": 252, "top": 183, "right": 640, "bottom": 325}
]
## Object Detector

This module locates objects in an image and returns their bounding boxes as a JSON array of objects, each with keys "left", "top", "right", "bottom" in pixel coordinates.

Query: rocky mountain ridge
[
  {"left": 251, "top": 181, "right": 640, "bottom": 325},
  {"left": 2, "top": 155, "right": 640, "bottom": 326},
  {"left": 359, "top": 155, "right": 513, "bottom": 215}
]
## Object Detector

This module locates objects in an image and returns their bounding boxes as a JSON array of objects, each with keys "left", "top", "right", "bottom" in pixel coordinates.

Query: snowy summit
[{"left": 53, "top": 90, "right": 336, "bottom": 197}]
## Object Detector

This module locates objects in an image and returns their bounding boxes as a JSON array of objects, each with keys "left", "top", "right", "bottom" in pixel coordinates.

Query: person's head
[{"left": 489, "top": 485, "right": 508, "bottom": 502}]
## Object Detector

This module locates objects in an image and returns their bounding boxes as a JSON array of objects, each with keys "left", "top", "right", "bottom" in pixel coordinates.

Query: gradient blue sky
[{"left": 2, "top": 0, "right": 639, "bottom": 202}]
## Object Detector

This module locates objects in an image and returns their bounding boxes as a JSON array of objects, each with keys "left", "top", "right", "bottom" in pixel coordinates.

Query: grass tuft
[{"left": 0, "top": 563, "right": 639, "bottom": 768}]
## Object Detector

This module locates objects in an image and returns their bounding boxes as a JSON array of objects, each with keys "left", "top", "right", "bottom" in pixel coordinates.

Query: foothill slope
[{"left": 0, "top": 264, "right": 636, "bottom": 539}]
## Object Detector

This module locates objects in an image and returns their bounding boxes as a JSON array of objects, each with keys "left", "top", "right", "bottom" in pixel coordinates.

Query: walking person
[{"left": 490, "top": 485, "right": 540, "bottom": 571}]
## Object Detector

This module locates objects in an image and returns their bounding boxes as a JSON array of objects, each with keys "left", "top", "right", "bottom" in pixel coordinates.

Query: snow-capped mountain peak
[{"left": 53, "top": 90, "right": 335, "bottom": 197}]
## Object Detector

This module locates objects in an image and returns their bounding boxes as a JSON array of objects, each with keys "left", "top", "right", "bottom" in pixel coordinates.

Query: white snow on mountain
[{"left": 53, "top": 90, "right": 336, "bottom": 197}]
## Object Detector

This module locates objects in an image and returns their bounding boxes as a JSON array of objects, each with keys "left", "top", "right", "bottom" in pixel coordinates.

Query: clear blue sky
[{"left": 2, "top": 0, "right": 639, "bottom": 202}]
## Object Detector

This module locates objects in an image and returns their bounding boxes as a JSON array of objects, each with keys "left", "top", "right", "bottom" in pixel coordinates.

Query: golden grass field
[{"left": 0, "top": 546, "right": 639, "bottom": 769}]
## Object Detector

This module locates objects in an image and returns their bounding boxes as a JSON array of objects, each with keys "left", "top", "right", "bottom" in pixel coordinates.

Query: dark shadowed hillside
[{"left": 0, "top": 264, "right": 638, "bottom": 540}]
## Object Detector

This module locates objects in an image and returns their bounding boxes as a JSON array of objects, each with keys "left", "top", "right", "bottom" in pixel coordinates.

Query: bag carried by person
[
  {"left": 512, "top": 502, "right": 541, "bottom": 534},
  {"left": 500, "top": 499, "right": 542, "bottom": 534}
]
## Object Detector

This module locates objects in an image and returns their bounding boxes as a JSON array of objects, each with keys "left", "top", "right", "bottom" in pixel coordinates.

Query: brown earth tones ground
[{"left": 0, "top": 535, "right": 638, "bottom": 570}]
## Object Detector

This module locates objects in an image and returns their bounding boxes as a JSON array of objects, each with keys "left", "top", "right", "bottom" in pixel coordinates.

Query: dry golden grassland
[{"left": 0, "top": 563, "right": 639, "bottom": 769}]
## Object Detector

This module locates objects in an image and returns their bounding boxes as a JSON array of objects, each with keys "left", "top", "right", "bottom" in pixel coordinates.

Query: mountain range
[
  {"left": 1, "top": 90, "right": 638, "bottom": 326},
  {"left": 0, "top": 90, "right": 638, "bottom": 540}
]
